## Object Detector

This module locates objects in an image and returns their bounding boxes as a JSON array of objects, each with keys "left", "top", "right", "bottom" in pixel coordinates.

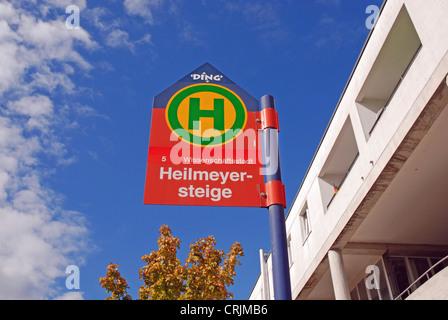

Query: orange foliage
[{"left": 99, "top": 225, "right": 244, "bottom": 300}]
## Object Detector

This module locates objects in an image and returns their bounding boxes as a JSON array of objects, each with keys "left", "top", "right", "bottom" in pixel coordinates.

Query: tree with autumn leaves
[{"left": 99, "top": 225, "right": 244, "bottom": 300}]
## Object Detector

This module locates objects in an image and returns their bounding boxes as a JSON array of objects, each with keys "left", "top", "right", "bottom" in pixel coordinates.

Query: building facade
[{"left": 250, "top": 0, "right": 448, "bottom": 300}]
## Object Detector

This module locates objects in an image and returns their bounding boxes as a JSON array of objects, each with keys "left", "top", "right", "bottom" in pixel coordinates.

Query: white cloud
[
  {"left": 123, "top": 0, "right": 179, "bottom": 24},
  {"left": 0, "top": 0, "right": 93, "bottom": 299},
  {"left": 17, "top": 14, "right": 96, "bottom": 70},
  {"left": 105, "top": 29, "right": 151, "bottom": 53},
  {"left": 83, "top": 6, "right": 151, "bottom": 54},
  {"left": 43, "top": 0, "right": 87, "bottom": 11},
  {"left": 0, "top": 3, "right": 96, "bottom": 95},
  {"left": 10, "top": 95, "right": 53, "bottom": 117},
  {"left": 124, "top": 0, "right": 159, "bottom": 24},
  {"left": 178, "top": 21, "right": 205, "bottom": 47},
  {"left": 54, "top": 291, "right": 85, "bottom": 300},
  {"left": 8, "top": 97, "right": 52, "bottom": 133},
  {"left": 106, "top": 29, "right": 131, "bottom": 48},
  {"left": 84, "top": 7, "right": 120, "bottom": 32}
]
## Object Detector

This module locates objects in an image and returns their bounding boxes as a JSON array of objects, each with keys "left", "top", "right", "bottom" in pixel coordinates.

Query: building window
[
  {"left": 376, "top": 259, "right": 392, "bottom": 300},
  {"left": 350, "top": 287, "right": 359, "bottom": 300},
  {"left": 430, "top": 257, "right": 448, "bottom": 274},
  {"left": 382, "top": 255, "right": 448, "bottom": 299},
  {"left": 387, "top": 257, "right": 412, "bottom": 299},
  {"left": 350, "top": 258, "right": 393, "bottom": 300},
  {"left": 318, "top": 117, "right": 359, "bottom": 211},
  {"left": 300, "top": 205, "right": 311, "bottom": 243},
  {"left": 355, "top": 5, "right": 422, "bottom": 139},
  {"left": 356, "top": 278, "right": 369, "bottom": 300},
  {"left": 408, "top": 257, "right": 431, "bottom": 289},
  {"left": 389, "top": 255, "right": 448, "bottom": 299},
  {"left": 287, "top": 235, "right": 293, "bottom": 267}
]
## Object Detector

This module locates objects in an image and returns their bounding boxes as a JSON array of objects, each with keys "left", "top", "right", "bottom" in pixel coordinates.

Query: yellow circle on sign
[
  {"left": 176, "top": 91, "right": 237, "bottom": 138},
  {"left": 165, "top": 84, "right": 248, "bottom": 147}
]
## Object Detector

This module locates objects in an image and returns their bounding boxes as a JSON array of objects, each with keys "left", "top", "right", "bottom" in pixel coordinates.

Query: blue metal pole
[{"left": 261, "top": 95, "right": 292, "bottom": 300}]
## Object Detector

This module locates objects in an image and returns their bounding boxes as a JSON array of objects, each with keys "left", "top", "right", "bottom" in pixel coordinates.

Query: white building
[{"left": 250, "top": 0, "right": 448, "bottom": 300}]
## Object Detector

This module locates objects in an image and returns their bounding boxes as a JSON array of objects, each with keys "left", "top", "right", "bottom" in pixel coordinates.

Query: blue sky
[{"left": 0, "top": 0, "right": 382, "bottom": 300}]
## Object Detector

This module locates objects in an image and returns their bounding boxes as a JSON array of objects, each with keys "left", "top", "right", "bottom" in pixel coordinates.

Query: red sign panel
[{"left": 144, "top": 63, "right": 265, "bottom": 207}]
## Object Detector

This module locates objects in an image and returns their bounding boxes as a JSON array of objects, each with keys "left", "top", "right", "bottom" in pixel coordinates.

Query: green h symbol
[{"left": 188, "top": 98, "right": 225, "bottom": 131}]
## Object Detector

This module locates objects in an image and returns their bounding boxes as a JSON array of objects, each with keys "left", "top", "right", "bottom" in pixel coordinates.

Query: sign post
[
  {"left": 260, "top": 95, "right": 292, "bottom": 300},
  {"left": 144, "top": 63, "right": 291, "bottom": 299}
]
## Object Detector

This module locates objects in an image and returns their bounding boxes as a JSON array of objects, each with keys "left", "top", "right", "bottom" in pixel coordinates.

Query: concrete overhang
[{"left": 296, "top": 73, "right": 448, "bottom": 300}]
